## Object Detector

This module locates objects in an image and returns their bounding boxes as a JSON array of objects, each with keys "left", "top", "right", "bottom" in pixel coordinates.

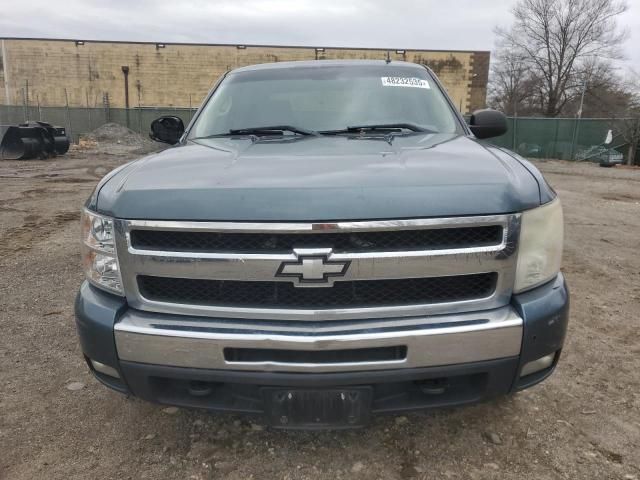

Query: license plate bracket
[{"left": 263, "top": 387, "right": 372, "bottom": 429}]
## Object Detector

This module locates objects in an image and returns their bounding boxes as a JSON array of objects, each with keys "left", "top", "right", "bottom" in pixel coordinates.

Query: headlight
[
  {"left": 81, "top": 209, "right": 123, "bottom": 295},
  {"left": 514, "top": 198, "right": 563, "bottom": 293}
]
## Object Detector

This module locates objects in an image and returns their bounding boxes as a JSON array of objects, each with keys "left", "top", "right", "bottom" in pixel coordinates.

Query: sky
[{"left": 1, "top": 0, "right": 638, "bottom": 70}]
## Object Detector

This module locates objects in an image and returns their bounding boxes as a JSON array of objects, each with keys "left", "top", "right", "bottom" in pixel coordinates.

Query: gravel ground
[{"left": 1, "top": 146, "right": 639, "bottom": 480}]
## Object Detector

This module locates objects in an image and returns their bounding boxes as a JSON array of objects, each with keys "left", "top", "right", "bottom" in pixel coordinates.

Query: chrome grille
[
  {"left": 129, "top": 225, "right": 504, "bottom": 253},
  {"left": 115, "top": 215, "right": 520, "bottom": 321},
  {"left": 137, "top": 273, "right": 498, "bottom": 309}
]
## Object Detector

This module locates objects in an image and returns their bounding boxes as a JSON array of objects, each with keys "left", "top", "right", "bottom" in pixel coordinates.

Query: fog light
[
  {"left": 91, "top": 359, "right": 120, "bottom": 379},
  {"left": 520, "top": 353, "right": 556, "bottom": 377}
]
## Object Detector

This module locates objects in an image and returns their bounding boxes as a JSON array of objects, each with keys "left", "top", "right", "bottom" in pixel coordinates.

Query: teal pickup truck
[{"left": 76, "top": 60, "right": 569, "bottom": 428}]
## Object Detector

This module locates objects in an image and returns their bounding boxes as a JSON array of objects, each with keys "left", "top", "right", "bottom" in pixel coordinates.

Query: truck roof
[{"left": 231, "top": 59, "right": 425, "bottom": 73}]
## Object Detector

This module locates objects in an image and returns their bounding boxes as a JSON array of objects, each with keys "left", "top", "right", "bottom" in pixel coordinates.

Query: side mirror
[
  {"left": 469, "top": 109, "right": 508, "bottom": 140},
  {"left": 150, "top": 116, "right": 185, "bottom": 144}
]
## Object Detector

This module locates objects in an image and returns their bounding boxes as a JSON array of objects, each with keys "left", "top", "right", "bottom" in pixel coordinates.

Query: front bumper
[
  {"left": 114, "top": 306, "right": 523, "bottom": 373},
  {"left": 75, "top": 274, "right": 569, "bottom": 416}
]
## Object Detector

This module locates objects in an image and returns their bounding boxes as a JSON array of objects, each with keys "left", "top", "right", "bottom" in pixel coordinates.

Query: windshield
[{"left": 189, "top": 64, "right": 462, "bottom": 138}]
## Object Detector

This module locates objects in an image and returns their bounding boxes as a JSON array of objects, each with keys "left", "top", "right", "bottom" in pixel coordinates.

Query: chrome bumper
[{"left": 115, "top": 306, "right": 523, "bottom": 373}]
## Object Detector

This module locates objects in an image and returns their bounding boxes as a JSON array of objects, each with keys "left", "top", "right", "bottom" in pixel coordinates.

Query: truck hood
[{"left": 95, "top": 133, "right": 543, "bottom": 221}]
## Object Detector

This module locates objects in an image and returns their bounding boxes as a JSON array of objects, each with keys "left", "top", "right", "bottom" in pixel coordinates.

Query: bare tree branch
[{"left": 492, "top": 0, "right": 628, "bottom": 117}]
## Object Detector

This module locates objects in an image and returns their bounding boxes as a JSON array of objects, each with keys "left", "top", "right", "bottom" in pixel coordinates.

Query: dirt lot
[{"left": 1, "top": 145, "right": 639, "bottom": 480}]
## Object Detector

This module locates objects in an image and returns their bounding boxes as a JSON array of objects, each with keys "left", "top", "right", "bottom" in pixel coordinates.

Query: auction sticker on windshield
[{"left": 381, "top": 77, "right": 430, "bottom": 89}]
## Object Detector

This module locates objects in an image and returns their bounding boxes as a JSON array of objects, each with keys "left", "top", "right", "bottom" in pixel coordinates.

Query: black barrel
[
  {"left": 0, "top": 121, "right": 71, "bottom": 160},
  {"left": 0, "top": 126, "right": 26, "bottom": 160}
]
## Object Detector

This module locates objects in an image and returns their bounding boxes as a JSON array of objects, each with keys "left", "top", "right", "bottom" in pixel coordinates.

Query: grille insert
[
  {"left": 137, "top": 273, "right": 498, "bottom": 309},
  {"left": 130, "top": 226, "right": 503, "bottom": 253},
  {"left": 224, "top": 346, "right": 407, "bottom": 364}
]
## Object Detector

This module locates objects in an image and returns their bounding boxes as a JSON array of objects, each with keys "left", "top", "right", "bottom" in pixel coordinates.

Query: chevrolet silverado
[{"left": 76, "top": 60, "right": 569, "bottom": 428}]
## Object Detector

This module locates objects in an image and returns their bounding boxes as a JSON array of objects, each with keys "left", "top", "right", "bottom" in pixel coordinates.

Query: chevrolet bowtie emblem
[{"left": 276, "top": 249, "right": 350, "bottom": 287}]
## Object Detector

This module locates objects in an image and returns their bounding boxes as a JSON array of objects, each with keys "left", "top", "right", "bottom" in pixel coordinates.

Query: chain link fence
[
  {"left": 1, "top": 104, "right": 637, "bottom": 163},
  {"left": 0, "top": 105, "right": 197, "bottom": 143},
  {"left": 490, "top": 117, "right": 637, "bottom": 163}
]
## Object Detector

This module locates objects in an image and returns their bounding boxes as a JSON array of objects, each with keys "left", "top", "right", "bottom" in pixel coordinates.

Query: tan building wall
[{"left": 0, "top": 38, "right": 489, "bottom": 114}]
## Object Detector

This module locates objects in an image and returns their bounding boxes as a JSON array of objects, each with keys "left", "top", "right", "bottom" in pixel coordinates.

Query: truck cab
[{"left": 76, "top": 60, "right": 568, "bottom": 428}]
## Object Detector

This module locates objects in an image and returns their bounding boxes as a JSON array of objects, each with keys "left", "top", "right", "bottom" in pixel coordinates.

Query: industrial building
[{"left": 0, "top": 38, "right": 489, "bottom": 113}]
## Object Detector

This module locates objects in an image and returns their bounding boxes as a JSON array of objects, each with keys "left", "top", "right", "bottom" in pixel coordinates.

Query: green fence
[
  {"left": 0, "top": 104, "right": 636, "bottom": 163},
  {"left": 489, "top": 117, "right": 634, "bottom": 162},
  {"left": 0, "top": 105, "right": 197, "bottom": 143}
]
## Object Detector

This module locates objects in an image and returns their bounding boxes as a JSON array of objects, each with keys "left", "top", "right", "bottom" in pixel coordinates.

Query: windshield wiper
[
  {"left": 321, "top": 123, "right": 432, "bottom": 135},
  {"left": 191, "top": 126, "right": 320, "bottom": 140},
  {"left": 229, "top": 125, "right": 320, "bottom": 136}
]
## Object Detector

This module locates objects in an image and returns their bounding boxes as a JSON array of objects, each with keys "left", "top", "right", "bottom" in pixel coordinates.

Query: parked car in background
[
  {"left": 577, "top": 145, "right": 624, "bottom": 167},
  {"left": 517, "top": 143, "right": 543, "bottom": 158}
]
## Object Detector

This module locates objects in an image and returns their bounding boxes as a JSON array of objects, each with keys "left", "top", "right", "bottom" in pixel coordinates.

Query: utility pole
[
  {"left": 512, "top": 92, "right": 518, "bottom": 152},
  {"left": 103, "top": 92, "right": 110, "bottom": 123},
  {"left": 121, "top": 65, "right": 130, "bottom": 128},
  {"left": 570, "top": 80, "right": 587, "bottom": 160},
  {"left": 64, "top": 88, "right": 72, "bottom": 142},
  {"left": 21, "top": 87, "right": 27, "bottom": 122},
  {"left": 25, "top": 79, "right": 29, "bottom": 115},
  {"left": 577, "top": 80, "right": 587, "bottom": 119},
  {"left": 86, "top": 89, "right": 92, "bottom": 131},
  {"left": 1, "top": 40, "right": 10, "bottom": 105}
]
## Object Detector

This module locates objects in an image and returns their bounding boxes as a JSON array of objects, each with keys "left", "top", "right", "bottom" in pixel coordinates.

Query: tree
[
  {"left": 488, "top": 47, "right": 538, "bottom": 115},
  {"left": 620, "top": 117, "right": 640, "bottom": 165},
  {"left": 563, "top": 61, "right": 633, "bottom": 117},
  {"left": 617, "top": 72, "right": 640, "bottom": 165},
  {"left": 495, "top": 0, "right": 628, "bottom": 117}
]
